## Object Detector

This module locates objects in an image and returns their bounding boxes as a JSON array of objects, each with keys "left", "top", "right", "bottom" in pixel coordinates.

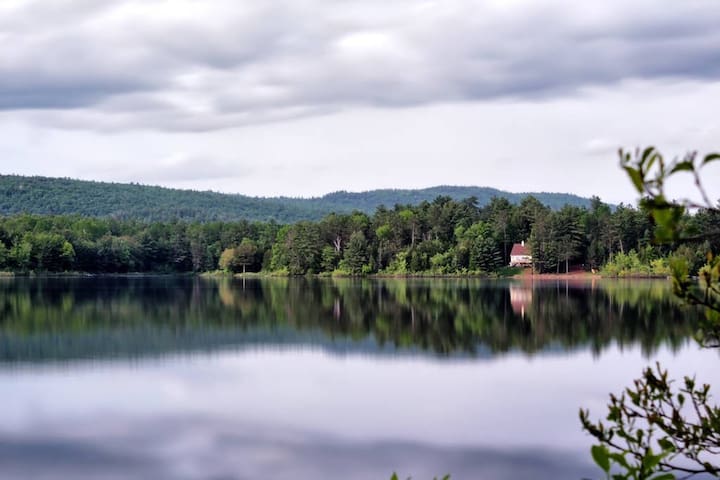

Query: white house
[{"left": 509, "top": 241, "right": 532, "bottom": 267}]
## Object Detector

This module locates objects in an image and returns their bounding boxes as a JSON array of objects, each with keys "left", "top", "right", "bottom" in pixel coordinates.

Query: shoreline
[{"left": 0, "top": 270, "right": 670, "bottom": 281}]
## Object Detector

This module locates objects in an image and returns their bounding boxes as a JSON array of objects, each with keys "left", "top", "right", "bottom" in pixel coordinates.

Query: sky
[{"left": 1, "top": 0, "right": 719, "bottom": 205}]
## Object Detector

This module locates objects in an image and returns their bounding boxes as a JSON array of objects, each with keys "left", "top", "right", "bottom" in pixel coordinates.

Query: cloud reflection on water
[
  {"left": 0, "top": 415, "right": 595, "bottom": 480},
  {"left": 2, "top": 346, "right": 719, "bottom": 479}
]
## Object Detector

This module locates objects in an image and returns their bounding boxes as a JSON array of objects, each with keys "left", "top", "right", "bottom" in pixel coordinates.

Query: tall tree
[
  {"left": 342, "top": 231, "right": 369, "bottom": 275},
  {"left": 554, "top": 206, "right": 585, "bottom": 273},
  {"left": 235, "top": 238, "right": 258, "bottom": 274}
]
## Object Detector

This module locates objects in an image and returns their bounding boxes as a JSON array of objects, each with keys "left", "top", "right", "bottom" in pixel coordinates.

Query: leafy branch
[
  {"left": 580, "top": 363, "right": 720, "bottom": 479},
  {"left": 621, "top": 146, "right": 720, "bottom": 339},
  {"left": 582, "top": 147, "right": 720, "bottom": 479}
]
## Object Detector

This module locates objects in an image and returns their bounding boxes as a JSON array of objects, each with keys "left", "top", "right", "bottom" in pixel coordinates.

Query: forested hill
[
  {"left": 318, "top": 187, "right": 591, "bottom": 213},
  {"left": 0, "top": 174, "right": 594, "bottom": 223}
]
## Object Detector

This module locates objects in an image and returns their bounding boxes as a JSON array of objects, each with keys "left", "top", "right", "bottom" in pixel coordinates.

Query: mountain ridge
[{"left": 0, "top": 174, "right": 598, "bottom": 223}]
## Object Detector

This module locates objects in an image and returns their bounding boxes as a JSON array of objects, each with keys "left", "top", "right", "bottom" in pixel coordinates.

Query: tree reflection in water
[{"left": 0, "top": 276, "right": 700, "bottom": 362}]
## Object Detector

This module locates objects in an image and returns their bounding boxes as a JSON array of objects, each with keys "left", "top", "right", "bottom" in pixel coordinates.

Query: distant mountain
[
  {"left": 0, "top": 174, "right": 595, "bottom": 223},
  {"left": 315, "top": 186, "right": 592, "bottom": 212}
]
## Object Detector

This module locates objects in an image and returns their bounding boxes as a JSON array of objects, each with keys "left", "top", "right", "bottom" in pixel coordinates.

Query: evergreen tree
[{"left": 342, "top": 231, "right": 369, "bottom": 275}]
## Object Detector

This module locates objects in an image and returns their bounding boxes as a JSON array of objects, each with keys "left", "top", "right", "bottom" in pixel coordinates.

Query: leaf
[
  {"left": 591, "top": 445, "right": 611, "bottom": 473},
  {"left": 643, "top": 450, "right": 665, "bottom": 471},
  {"left": 657, "top": 438, "right": 675, "bottom": 452},
  {"left": 623, "top": 166, "right": 644, "bottom": 193},
  {"left": 390, "top": 474, "right": 399, "bottom": 480},
  {"left": 648, "top": 153, "right": 659, "bottom": 170},
  {"left": 641, "top": 146, "right": 656, "bottom": 167},
  {"left": 609, "top": 452, "right": 630, "bottom": 469},
  {"left": 702, "top": 153, "right": 720, "bottom": 166},
  {"left": 670, "top": 161, "right": 694, "bottom": 174},
  {"left": 648, "top": 474, "right": 675, "bottom": 480}
]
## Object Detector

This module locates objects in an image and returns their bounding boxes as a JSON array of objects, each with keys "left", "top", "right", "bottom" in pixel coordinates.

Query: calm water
[{"left": 0, "top": 276, "right": 716, "bottom": 479}]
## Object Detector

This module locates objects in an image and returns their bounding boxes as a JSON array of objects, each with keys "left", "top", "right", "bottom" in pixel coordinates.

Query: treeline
[
  {"left": 0, "top": 195, "right": 717, "bottom": 275},
  {"left": 0, "top": 174, "right": 593, "bottom": 223}
]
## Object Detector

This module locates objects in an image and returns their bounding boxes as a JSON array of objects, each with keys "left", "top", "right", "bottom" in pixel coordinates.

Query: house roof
[{"left": 510, "top": 243, "right": 530, "bottom": 256}]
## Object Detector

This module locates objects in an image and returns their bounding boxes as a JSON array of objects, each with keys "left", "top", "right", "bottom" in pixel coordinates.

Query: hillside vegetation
[
  {"left": 1, "top": 193, "right": 716, "bottom": 276},
  {"left": 0, "top": 174, "right": 593, "bottom": 223}
]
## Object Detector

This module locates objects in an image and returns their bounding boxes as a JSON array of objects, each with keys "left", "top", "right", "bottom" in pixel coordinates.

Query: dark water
[{"left": 0, "top": 276, "right": 715, "bottom": 479}]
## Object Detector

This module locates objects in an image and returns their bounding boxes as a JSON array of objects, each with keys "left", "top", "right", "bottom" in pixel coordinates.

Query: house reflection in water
[{"left": 509, "top": 284, "right": 533, "bottom": 318}]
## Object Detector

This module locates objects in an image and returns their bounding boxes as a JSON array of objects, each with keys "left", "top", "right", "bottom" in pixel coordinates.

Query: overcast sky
[{"left": 1, "top": 0, "right": 719, "bottom": 204}]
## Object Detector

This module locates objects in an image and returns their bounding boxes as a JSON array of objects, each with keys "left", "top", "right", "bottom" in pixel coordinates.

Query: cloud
[{"left": 2, "top": 0, "right": 720, "bottom": 131}]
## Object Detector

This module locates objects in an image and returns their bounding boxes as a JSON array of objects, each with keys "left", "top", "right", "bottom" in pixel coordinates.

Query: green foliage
[
  {"left": 496, "top": 266, "right": 523, "bottom": 277},
  {"left": 555, "top": 205, "right": 585, "bottom": 271},
  {"left": 582, "top": 147, "right": 720, "bottom": 479},
  {"left": 9, "top": 240, "right": 32, "bottom": 271},
  {"left": 0, "top": 241, "right": 7, "bottom": 269},
  {"left": 0, "top": 214, "right": 281, "bottom": 274},
  {"left": 234, "top": 238, "right": 258, "bottom": 273},
  {"left": 22, "top": 232, "right": 76, "bottom": 271},
  {"left": 385, "top": 250, "right": 409, "bottom": 274},
  {"left": 96, "top": 236, "right": 138, "bottom": 273},
  {"left": 619, "top": 147, "right": 720, "bottom": 340},
  {"left": 580, "top": 363, "right": 720, "bottom": 479},
  {"left": 320, "top": 245, "right": 341, "bottom": 272},
  {"left": 0, "top": 178, "right": 710, "bottom": 277},
  {"left": 0, "top": 175, "right": 594, "bottom": 223},
  {"left": 430, "top": 250, "right": 454, "bottom": 274},
  {"left": 219, "top": 239, "right": 259, "bottom": 274},
  {"left": 271, "top": 222, "right": 322, "bottom": 275},
  {"left": 456, "top": 222, "right": 502, "bottom": 273},
  {"left": 601, "top": 251, "right": 670, "bottom": 277},
  {"left": 341, "top": 231, "right": 369, "bottom": 275},
  {"left": 218, "top": 248, "right": 237, "bottom": 273}
]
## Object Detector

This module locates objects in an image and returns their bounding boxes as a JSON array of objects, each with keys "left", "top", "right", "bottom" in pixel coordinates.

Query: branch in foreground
[{"left": 580, "top": 363, "right": 720, "bottom": 479}]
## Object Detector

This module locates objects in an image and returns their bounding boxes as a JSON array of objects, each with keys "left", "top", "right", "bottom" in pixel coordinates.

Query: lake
[{"left": 0, "top": 276, "right": 716, "bottom": 479}]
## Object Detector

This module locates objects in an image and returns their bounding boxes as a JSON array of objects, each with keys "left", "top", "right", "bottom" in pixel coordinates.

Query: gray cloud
[{"left": 2, "top": 0, "right": 720, "bottom": 131}]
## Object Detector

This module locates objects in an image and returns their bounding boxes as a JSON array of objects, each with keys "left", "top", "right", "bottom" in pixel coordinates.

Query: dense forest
[
  {"left": 0, "top": 194, "right": 717, "bottom": 275},
  {"left": 0, "top": 174, "right": 593, "bottom": 222}
]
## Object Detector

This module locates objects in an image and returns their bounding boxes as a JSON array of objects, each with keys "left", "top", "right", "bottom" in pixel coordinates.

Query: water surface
[{"left": 0, "top": 277, "right": 715, "bottom": 479}]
